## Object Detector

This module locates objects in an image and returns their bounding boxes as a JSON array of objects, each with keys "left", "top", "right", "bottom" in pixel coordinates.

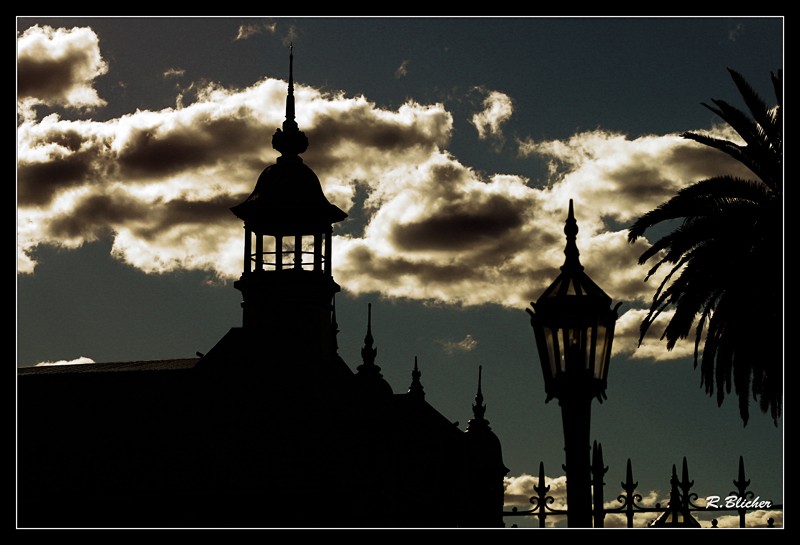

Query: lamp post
[{"left": 526, "top": 199, "right": 620, "bottom": 527}]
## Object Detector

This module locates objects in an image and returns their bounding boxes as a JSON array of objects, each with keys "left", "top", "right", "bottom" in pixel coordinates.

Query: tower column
[{"left": 243, "top": 227, "right": 252, "bottom": 273}]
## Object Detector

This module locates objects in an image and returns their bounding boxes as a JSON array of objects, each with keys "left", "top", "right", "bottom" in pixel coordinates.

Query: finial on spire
[
  {"left": 562, "top": 198, "right": 584, "bottom": 272},
  {"left": 467, "top": 366, "right": 489, "bottom": 432},
  {"left": 272, "top": 43, "right": 308, "bottom": 156},
  {"left": 472, "top": 365, "right": 486, "bottom": 420},
  {"left": 285, "top": 42, "right": 296, "bottom": 128},
  {"left": 408, "top": 356, "right": 425, "bottom": 399},
  {"left": 360, "top": 303, "right": 378, "bottom": 368}
]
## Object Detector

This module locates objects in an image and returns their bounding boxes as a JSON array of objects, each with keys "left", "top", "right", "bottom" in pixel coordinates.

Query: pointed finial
[
  {"left": 466, "top": 366, "right": 490, "bottom": 432},
  {"left": 534, "top": 460, "right": 551, "bottom": 497},
  {"left": 285, "top": 42, "right": 296, "bottom": 128},
  {"left": 272, "top": 43, "right": 308, "bottom": 156},
  {"left": 622, "top": 458, "right": 638, "bottom": 493},
  {"left": 733, "top": 456, "right": 750, "bottom": 492},
  {"left": 472, "top": 365, "right": 486, "bottom": 420},
  {"left": 408, "top": 355, "right": 425, "bottom": 399},
  {"left": 562, "top": 198, "right": 584, "bottom": 272},
  {"left": 360, "top": 303, "right": 378, "bottom": 368},
  {"left": 680, "top": 457, "right": 693, "bottom": 490}
]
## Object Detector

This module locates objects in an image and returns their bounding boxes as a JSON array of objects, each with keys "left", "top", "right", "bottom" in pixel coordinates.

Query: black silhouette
[
  {"left": 627, "top": 69, "right": 783, "bottom": 426},
  {"left": 17, "top": 48, "right": 508, "bottom": 529}
]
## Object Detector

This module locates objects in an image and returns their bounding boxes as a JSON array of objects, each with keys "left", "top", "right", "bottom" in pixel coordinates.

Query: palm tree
[{"left": 627, "top": 68, "right": 782, "bottom": 426}]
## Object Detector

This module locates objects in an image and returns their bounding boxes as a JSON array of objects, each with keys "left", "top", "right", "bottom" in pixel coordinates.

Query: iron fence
[{"left": 503, "top": 443, "right": 782, "bottom": 528}]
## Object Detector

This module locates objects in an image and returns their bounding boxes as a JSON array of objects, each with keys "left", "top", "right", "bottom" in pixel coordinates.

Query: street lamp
[{"left": 526, "top": 199, "right": 621, "bottom": 527}]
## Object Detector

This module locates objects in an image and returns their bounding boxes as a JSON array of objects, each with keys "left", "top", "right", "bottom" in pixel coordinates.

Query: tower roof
[
  {"left": 231, "top": 45, "right": 347, "bottom": 234},
  {"left": 354, "top": 304, "right": 394, "bottom": 401}
]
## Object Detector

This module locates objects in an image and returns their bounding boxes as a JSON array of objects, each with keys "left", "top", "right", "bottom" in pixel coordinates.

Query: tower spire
[
  {"left": 284, "top": 43, "right": 297, "bottom": 132},
  {"left": 359, "top": 303, "right": 379, "bottom": 370},
  {"left": 407, "top": 356, "right": 425, "bottom": 399},
  {"left": 472, "top": 365, "right": 486, "bottom": 421},
  {"left": 354, "top": 303, "right": 393, "bottom": 400},
  {"left": 272, "top": 43, "right": 308, "bottom": 156},
  {"left": 467, "top": 366, "right": 490, "bottom": 432}
]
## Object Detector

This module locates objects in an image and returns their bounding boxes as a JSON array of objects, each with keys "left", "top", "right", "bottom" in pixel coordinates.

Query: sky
[{"left": 16, "top": 16, "right": 784, "bottom": 528}]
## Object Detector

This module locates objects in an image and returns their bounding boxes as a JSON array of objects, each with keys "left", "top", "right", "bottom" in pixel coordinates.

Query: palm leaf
[{"left": 629, "top": 69, "right": 782, "bottom": 426}]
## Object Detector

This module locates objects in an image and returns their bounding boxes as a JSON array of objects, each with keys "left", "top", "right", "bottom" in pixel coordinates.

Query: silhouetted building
[{"left": 17, "top": 51, "right": 508, "bottom": 529}]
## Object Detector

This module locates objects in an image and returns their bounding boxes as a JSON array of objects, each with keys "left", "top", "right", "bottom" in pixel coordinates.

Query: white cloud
[
  {"left": 163, "top": 67, "right": 186, "bottom": 79},
  {"left": 17, "top": 25, "right": 108, "bottom": 115},
  {"left": 234, "top": 21, "right": 279, "bottom": 41},
  {"left": 504, "top": 472, "right": 568, "bottom": 527},
  {"left": 34, "top": 356, "right": 95, "bottom": 367},
  {"left": 517, "top": 128, "right": 753, "bottom": 224},
  {"left": 438, "top": 334, "right": 478, "bottom": 354},
  {"left": 470, "top": 89, "right": 513, "bottom": 140},
  {"left": 613, "top": 308, "right": 698, "bottom": 362},
  {"left": 395, "top": 59, "right": 410, "bottom": 79},
  {"left": 235, "top": 23, "right": 262, "bottom": 41}
]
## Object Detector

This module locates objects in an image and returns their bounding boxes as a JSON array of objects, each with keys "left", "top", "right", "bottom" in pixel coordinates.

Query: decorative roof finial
[
  {"left": 472, "top": 365, "right": 486, "bottom": 420},
  {"left": 359, "top": 303, "right": 378, "bottom": 369},
  {"left": 408, "top": 356, "right": 425, "bottom": 399},
  {"left": 467, "top": 366, "right": 490, "bottom": 432},
  {"left": 562, "top": 199, "right": 584, "bottom": 272},
  {"left": 284, "top": 42, "right": 297, "bottom": 132},
  {"left": 272, "top": 43, "right": 308, "bottom": 156}
]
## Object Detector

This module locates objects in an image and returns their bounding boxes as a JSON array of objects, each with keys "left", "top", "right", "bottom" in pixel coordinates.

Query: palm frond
[
  {"left": 629, "top": 68, "right": 782, "bottom": 426},
  {"left": 728, "top": 68, "right": 783, "bottom": 148}
]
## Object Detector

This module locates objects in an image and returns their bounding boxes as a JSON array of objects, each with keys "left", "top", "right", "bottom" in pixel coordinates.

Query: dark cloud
[
  {"left": 391, "top": 195, "right": 526, "bottom": 252},
  {"left": 17, "top": 25, "right": 107, "bottom": 110},
  {"left": 45, "top": 192, "right": 245, "bottom": 250},
  {"left": 132, "top": 194, "right": 244, "bottom": 241},
  {"left": 308, "top": 106, "right": 449, "bottom": 155},
  {"left": 607, "top": 164, "right": 678, "bottom": 201},
  {"left": 343, "top": 244, "right": 478, "bottom": 285},
  {"left": 46, "top": 193, "right": 148, "bottom": 239},
  {"left": 18, "top": 150, "right": 100, "bottom": 206},
  {"left": 117, "top": 113, "right": 270, "bottom": 179},
  {"left": 666, "top": 139, "right": 756, "bottom": 180},
  {"left": 18, "top": 49, "right": 88, "bottom": 101}
]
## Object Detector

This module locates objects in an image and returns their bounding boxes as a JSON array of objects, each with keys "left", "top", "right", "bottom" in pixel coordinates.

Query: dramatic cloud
[
  {"left": 471, "top": 89, "right": 513, "bottom": 140},
  {"left": 438, "top": 334, "right": 478, "bottom": 355},
  {"left": 34, "top": 356, "right": 95, "bottom": 367},
  {"left": 18, "top": 28, "right": 759, "bottom": 364},
  {"left": 17, "top": 25, "right": 108, "bottom": 115},
  {"left": 517, "top": 128, "right": 753, "bottom": 225},
  {"left": 17, "top": 73, "right": 452, "bottom": 282}
]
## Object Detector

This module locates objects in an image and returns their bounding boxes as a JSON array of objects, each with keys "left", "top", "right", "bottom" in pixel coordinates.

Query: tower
[
  {"left": 464, "top": 366, "right": 509, "bottom": 527},
  {"left": 231, "top": 47, "right": 347, "bottom": 359}
]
